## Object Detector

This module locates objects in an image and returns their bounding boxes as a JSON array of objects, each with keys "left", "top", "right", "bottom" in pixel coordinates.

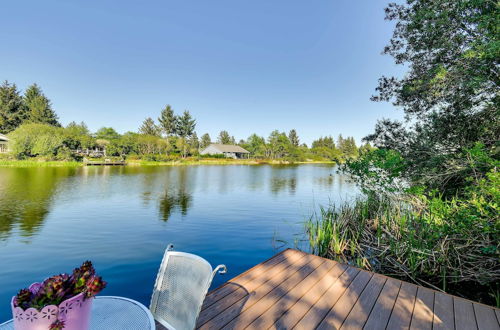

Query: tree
[
  {"left": 189, "top": 132, "right": 199, "bottom": 150},
  {"left": 24, "top": 84, "right": 59, "bottom": 127},
  {"left": 359, "top": 142, "right": 375, "bottom": 155},
  {"left": 311, "top": 136, "right": 340, "bottom": 161},
  {"left": 176, "top": 110, "right": 196, "bottom": 138},
  {"left": 267, "top": 130, "right": 291, "bottom": 159},
  {"left": 158, "top": 105, "right": 177, "bottom": 136},
  {"left": 139, "top": 117, "right": 161, "bottom": 136},
  {"left": 63, "top": 121, "right": 94, "bottom": 150},
  {"left": 8, "top": 123, "right": 64, "bottom": 158},
  {"left": 312, "top": 136, "right": 335, "bottom": 149},
  {"left": 367, "top": 0, "right": 499, "bottom": 194},
  {"left": 217, "top": 130, "right": 232, "bottom": 144},
  {"left": 288, "top": 129, "right": 299, "bottom": 147},
  {"left": 200, "top": 133, "right": 211, "bottom": 149},
  {"left": 175, "top": 110, "right": 196, "bottom": 157},
  {"left": 95, "top": 127, "right": 120, "bottom": 140},
  {"left": 0, "top": 81, "right": 26, "bottom": 133},
  {"left": 338, "top": 136, "right": 358, "bottom": 160},
  {"left": 244, "top": 134, "right": 266, "bottom": 157}
]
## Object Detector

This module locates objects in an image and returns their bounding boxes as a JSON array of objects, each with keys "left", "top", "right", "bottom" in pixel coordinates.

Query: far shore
[{"left": 0, "top": 158, "right": 335, "bottom": 167}]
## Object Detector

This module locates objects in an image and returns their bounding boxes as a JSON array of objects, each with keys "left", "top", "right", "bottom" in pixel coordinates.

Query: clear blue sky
[{"left": 0, "top": 1, "right": 404, "bottom": 145}]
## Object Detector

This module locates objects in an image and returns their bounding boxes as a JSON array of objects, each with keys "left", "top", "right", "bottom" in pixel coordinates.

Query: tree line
[{"left": 0, "top": 80, "right": 371, "bottom": 162}]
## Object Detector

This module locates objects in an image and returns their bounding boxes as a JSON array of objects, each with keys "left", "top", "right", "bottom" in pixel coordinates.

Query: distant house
[
  {"left": 200, "top": 144, "right": 250, "bottom": 159},
  {"left": 0, "top": 134, "right": 8, "bottom": 153}
]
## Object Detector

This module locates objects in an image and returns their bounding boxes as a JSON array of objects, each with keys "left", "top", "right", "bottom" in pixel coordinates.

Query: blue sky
[{"left": 0, "top": 1, "right": 404, "bottom": 145}]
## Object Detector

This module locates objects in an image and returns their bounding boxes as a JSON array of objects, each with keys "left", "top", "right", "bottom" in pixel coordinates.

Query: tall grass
[
  {"left": 0, "top": 160, "right": 82, "bottom": 167},
  {"left": 306, "top": 192, "right": 499, "bottom": 305}
]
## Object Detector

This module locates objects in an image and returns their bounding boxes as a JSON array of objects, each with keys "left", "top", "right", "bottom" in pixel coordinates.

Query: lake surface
[{"left": 0, "top": 164, "right": 358, "bottom": 321}]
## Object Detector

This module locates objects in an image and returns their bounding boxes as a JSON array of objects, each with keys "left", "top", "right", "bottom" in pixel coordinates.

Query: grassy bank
[
  {"left": 0, "top": 160, "right": 82, "bottom": 167},
  {"left": 127, "top": 158, "right": 334, "bottom": 166},
  {"left": 0, "top": 157, "right": 334, "bottom": 167},
  {"left": 306, "top": 190, "right": 499, "bottom": 306}
]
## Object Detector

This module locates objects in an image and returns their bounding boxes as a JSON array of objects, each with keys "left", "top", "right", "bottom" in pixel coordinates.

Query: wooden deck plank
[
  {"left": 292, "top": 266, "right": 360, "bottom": 329},
  {"left": 202, "top": 249, "right": 301, "bottom": 309},
  {"left": 409, "top": 286, "right": 434, "bottom": 330},
  {"left": 199, "top": 253, "right": 318, "bottom": 330},
  {"left": 386, "top": 281, "right": 418, "bottom": 330},
  {"left": 339, "top": 275, "right": 386, "bottom": 330},
  {"left": 197, "top": 250, "right": 308, "bottom": 327},
  {"left": 433, "top": 292, "right": 455, "bottom": 330},
  {"left": 195, "top": 250, "right": 499, "bottom": 330},
  {"left": 474, "top": 303, "right": 500, "bottom": 330},
  {"left": 453, "top": 297, "right": 477, "bottom": 330},
  {"left": 271, "top": 263, "right": 348, "bottom": 330},
  {"left": 316, "top": 270, "right": 373, "bottom": 329},
  {"left": 222, "top": 255, "right": 326, "bottom": 329},
  {"left": 246, "top": 259, "right": 338, "bottom": 329},
  {"left": 363, "top": 277, "right": 402, "bottom": 330}
]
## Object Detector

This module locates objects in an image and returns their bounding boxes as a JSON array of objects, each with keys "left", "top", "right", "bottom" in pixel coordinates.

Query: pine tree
[
  {"left": 158, "top": 105, "right": 177, "bottom": 136},
  {"left": 139, "top": 117, "right": 160, "bottom": 136},
  {"left": 200, "top": 133, "right": 211, "bottom": 149},
  {"left": 190, "top": 132, "right": 199, "bottom": 150},
  {"left": 217, "top": 130, "right": 232, "bottom": 144},
  {"left": 24, "top": 84, "right": 60, "bottom": 126},
  {"left": 288, "top": 129, "right": 299, "bottom": 147},
  {"left": 176, "top": 110, "right": 196, "bottom": 138},
  {"left": 175, "top": 110, "right": 196, "bottom": 157},
  {"left": 0, "top": 81, "right": 26, "bottom": 133}
]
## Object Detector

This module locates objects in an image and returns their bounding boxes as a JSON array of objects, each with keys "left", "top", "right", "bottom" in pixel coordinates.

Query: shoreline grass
[
  {"left": 306, "top": 192, "right": 499, "bottom": 306},
  {"left": 0, "top": 158, "right": 335, "bottom": 167},
  {"left": 0, "top": 160, "right": 82, "bottom": 167}
]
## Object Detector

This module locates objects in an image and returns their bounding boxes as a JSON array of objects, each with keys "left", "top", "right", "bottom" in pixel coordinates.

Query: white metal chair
[{"left": 149, "top": 244, "right": 227, "bottom": 330}]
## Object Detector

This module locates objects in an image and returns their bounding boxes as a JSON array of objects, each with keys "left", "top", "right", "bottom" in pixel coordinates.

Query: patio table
[{"left": 0, "top": 296, "right": 155, "bottom": 330}]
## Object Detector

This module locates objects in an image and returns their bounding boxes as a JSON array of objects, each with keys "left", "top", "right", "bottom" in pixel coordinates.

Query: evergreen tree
[
  {"left": 312, "top": 136, "right": 335, "bottom": 149},
  {"left": 158, "top": 105, "right": 177, "bottom": 136},
  {"left": 190, "top": 132, "right": 199, "bottom": 150},
  {"left": 176, "top": 110, "right": 196, "bottom": 138},
  {"left": 200, "top": 133, "right": 211, "bottom": 149},
  {"left": 217, "top": 130, "right": 232, "bottom": 144},
  {"left": 139, "top": 117, "right": 161, "bottom": 136},
  {"left": 175, "top": 110, "right": 196, "bottom": 157},
  {"left": 24, "top": 84, "right": 60, "bottom": 127},
  {"left": 0, "top": 81, "right": 26, "bottom": 133},
  {"left": 288, "top": 129, "right": 299, "bottom": 147}
]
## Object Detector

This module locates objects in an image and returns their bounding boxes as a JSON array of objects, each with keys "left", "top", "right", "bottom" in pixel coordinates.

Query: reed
[{"left": 306, "top": 191, "right": 499, "bottom": 305}]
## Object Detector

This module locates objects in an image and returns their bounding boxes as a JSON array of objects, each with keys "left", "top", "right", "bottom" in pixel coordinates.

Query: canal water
[{"left": 0, "top": 164, "right": 359, "bottom": 321}]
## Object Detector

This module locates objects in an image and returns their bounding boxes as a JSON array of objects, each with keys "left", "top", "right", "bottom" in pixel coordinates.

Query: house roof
[
  {"left": 205, "top": 144, "right": 250, "bottom": 153},
  {"left": 0, "top": 133, "right": 8, "bottom": 142}
]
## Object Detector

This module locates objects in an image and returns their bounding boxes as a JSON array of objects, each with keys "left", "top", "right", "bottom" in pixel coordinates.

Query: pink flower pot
[{"left": 11, "top": 283, "right": 93, "bottom": 330}]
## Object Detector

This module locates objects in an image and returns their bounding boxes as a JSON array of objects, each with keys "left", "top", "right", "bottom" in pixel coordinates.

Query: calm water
[{"left": 0, "top": 164, "right": 358, "bottom": 321}]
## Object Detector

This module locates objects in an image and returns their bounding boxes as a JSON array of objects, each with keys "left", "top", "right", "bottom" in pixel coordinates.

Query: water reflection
[
  {"left": 269, "top": 165, "right": 299, "bottom": 195},
  {"left": 158, "top": 167, "right": 193, "bottom": 221},
  {"left": 0, "top": 164, "right": 344, "bottom": 240},
  {"left": 0, "top": 167, "right": 77, "bottom": 239}
]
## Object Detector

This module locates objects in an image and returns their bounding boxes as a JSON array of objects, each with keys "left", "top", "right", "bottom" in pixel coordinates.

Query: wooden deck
[{"left": 196, "top": 249, "right": 500, "bottom": 330}]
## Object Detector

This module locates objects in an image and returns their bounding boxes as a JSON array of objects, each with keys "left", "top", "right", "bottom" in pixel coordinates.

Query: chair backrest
[{"left": 150, "top": 245, "right": 226, "bottom": 330}]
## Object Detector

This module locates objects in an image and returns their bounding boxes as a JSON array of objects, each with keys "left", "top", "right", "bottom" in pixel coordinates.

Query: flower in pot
[{"left": 11, "top": 261, "right": 106, "bottom": 330}]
